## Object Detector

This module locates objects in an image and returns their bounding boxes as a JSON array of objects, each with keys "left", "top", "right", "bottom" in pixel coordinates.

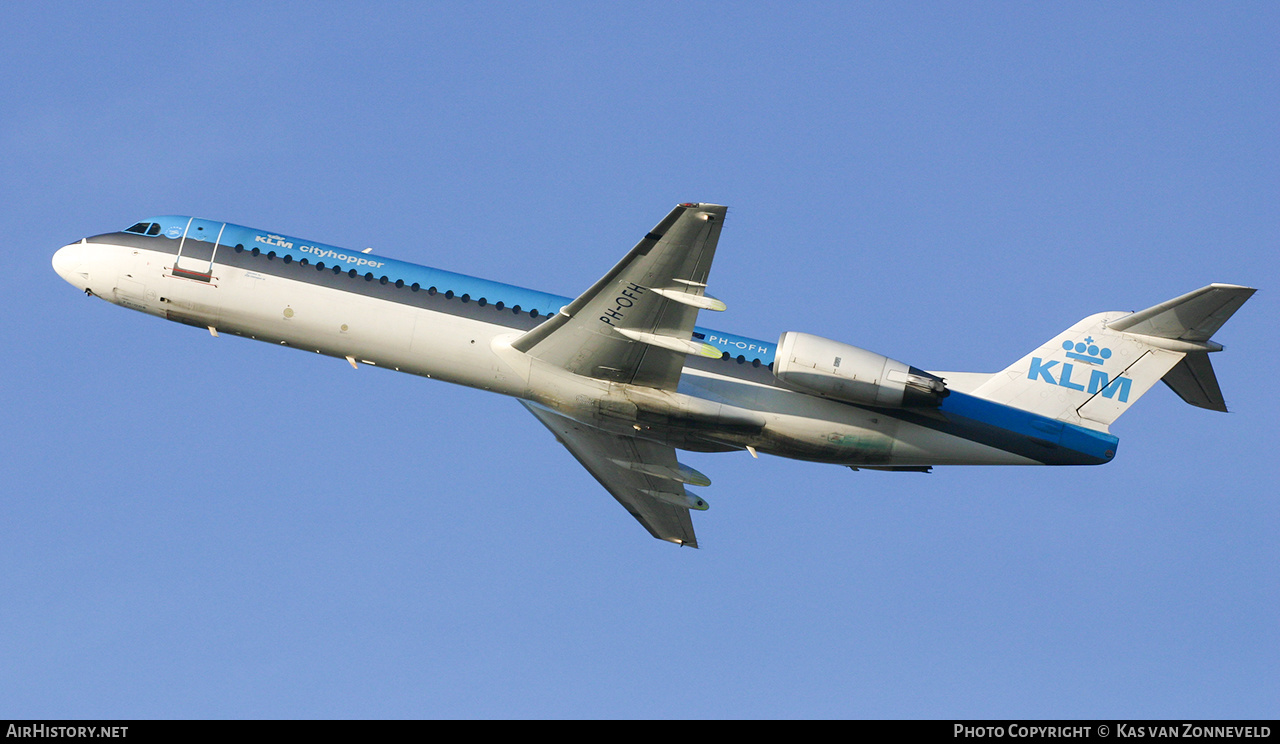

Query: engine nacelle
[{"left": 773, "top": 332, "right": 948, "bottom": 408}]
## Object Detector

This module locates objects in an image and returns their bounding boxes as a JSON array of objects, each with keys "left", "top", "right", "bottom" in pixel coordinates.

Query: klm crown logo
[
  {"left": 1063, "top": 337, "right": 1111, "bottom": 365},
  {"left": 1027, "top": 335, "right": 1131, "bottom": 402}
]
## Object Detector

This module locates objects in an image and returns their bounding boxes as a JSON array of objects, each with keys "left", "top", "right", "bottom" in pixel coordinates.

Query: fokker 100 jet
[{"left": 52, "top": 204, "right": 1254, "bottom": 547}]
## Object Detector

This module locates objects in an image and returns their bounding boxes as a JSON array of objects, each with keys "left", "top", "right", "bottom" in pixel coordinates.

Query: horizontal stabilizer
[
  {"left": 1162, "top": 352, "right": 1228, "bottom": 412},
  {"left": 971, "top": 283, "right": 1254, "bottom": 429},
  {"left": 1107, "top": 284, "right": 1256, "bottom": 341}
]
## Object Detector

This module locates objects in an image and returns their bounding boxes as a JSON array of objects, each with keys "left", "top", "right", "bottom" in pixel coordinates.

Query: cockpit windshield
[{"left": 124, "top": 222, "right": 162, "bottom": 236}]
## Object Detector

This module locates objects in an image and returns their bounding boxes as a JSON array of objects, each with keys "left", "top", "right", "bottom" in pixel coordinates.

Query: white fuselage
[{"left": 53, "top": 236, "right": 1044, "bottom": 468}]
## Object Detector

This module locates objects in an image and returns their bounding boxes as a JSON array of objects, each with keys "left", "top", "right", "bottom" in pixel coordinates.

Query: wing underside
[{"left": 521, "top": 402, "right": 703, "bottom": 548}]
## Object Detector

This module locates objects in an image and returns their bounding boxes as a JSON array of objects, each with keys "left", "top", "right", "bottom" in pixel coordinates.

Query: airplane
[{"left": 52, "top": 204, "right": 1254, "bottom": 547}]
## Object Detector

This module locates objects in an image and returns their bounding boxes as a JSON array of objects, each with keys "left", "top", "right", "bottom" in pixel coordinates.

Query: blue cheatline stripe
[
  {"left": 131, "top": 215, "right": 1114, "bottom": 464},
  {"left": 933, "top": 392, "right": 1119, "bottom": 465},
  {"left": 141, "top": 215, "right": 781, "bottom": 365}
]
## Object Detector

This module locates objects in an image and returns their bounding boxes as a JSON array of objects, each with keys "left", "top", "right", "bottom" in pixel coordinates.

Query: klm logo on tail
[
  {"left": 1029, "top": 338, "right": 1133, "bottom": 402},
  {"left": 1063, "top": 338, "right": 1112, "bottom": 365}
]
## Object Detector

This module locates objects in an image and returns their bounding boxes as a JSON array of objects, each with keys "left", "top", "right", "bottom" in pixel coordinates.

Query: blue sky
[{"left": 2, "top": 2, "right": 1276, "bottom": 718}]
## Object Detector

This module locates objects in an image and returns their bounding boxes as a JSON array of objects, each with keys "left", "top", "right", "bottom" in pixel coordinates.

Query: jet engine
[{"left": 773, "top": 332, "right": 948, "bottom": 408}]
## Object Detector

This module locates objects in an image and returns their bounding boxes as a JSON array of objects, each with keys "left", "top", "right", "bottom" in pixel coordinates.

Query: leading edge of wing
[
  {"left": 512, "top": 203, "right": 728, "bottom": 391},
  {"left": 519, "top": 401, "right": 704, "bottom": 548}
]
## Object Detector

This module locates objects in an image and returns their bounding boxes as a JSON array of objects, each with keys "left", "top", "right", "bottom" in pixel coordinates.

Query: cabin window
[
  {"left": 411, "top": 283, "right": 420, "bottom": 292},
  {"left": 395, "top": 279, "right": 404, "bottom": 288},
  {"left": 282, "top": 254, "right": 292, "bottom": 264},
  {"left": 445, "top": 290, "right": 454, "bottom": 299},
  {"left": 512, "top": 305, "right": 521, "bottom": 314},
  {"left": 348, "top": 269, "right": 358, "bottom": 278},
  {"left": 364, "top": 272, "right": 374, "bottom": 281},
  {"left": 530, "top": 309, "right": 539, "bottom": 318},
  {"left": 234, "top": 245, "right": 244, "bottom": 253},
  {"left": 477, "top": 298, "right": 486, "bottom": 307},
  {"left": 251, "top": 247, "right": 260, "bottom": 257},
  {"left": 461, "top": 294, "right": 470, "bottom": 303},
  {"left": 427, "top": 286, "right": 436, "bottom": 295},
  {"left": 379, "top": 276, "right": 388, "bottom": 285},
  {"left": 495, "top": 301, "right": 504, "bottom": 310}
]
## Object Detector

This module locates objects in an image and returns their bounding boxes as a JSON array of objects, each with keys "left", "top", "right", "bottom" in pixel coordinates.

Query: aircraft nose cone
[{"left": 52, "top": 242, "right": 87, "bottom": 289}]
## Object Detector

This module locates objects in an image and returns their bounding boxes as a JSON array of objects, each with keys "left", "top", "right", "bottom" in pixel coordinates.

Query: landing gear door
[{"left": 173, "top": 218, "right": 224, "bottom": 282}]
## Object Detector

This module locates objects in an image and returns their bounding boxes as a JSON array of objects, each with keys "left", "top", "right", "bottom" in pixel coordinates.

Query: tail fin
[{"left": 970, "top": 284, "right": 1255, "bottom": 430}]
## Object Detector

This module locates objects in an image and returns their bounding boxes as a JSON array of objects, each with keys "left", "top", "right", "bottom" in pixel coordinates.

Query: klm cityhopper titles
[{"left": 52, "top": 207, "right": 1255, "bottom": 547}]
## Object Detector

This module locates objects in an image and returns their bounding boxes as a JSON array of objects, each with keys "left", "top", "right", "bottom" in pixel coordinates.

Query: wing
[
  {"left": 521, "top": 401, "right": 709, "bottom": 548},
  {"left": 512, "top": 203, "right": 728, "bottom": 391}
]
